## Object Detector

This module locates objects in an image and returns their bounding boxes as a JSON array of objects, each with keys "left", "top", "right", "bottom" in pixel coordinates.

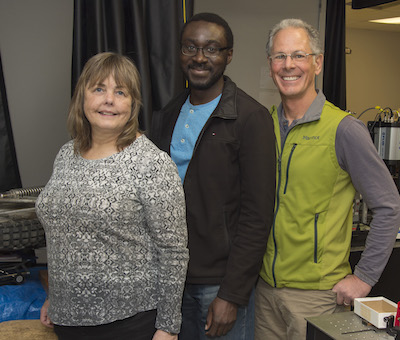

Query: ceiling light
[{"left": 369, "top": 17, "right": 400, "bottom": 24}]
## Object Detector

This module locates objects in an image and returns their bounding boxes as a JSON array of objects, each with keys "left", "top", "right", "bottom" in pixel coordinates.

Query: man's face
[
  {"left": 269, "top": 27, "right": 323, "bottom": 102},
  {"left": 180, "top": 21, "right": 232, "bottom": 90}
]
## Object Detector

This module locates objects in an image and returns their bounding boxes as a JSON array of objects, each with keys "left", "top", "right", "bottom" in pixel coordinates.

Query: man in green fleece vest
[{"left": 254, "top": 18, "right": 400, "bottom": 340}]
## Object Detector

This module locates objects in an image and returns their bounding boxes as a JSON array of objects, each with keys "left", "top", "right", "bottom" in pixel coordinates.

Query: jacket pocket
[{"left": 223, "top": 209, "right": 235, "bottom": 246}]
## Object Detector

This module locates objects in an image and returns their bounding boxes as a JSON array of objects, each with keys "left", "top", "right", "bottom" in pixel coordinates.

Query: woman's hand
[
  {"left": 152, "top": 329, "right": 177, "bottom": 340},
  {"left": 40, "top": 299, "right": 54, "bottom": 328}
]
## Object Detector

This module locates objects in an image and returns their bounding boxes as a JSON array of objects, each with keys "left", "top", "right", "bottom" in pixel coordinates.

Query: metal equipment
[
  {"left": 0, "top": 187, "right": 45, "bottom": 285},
  {"left": 368, "top": 111, "right": 400, "bottom": 192},
  {"left": 0, "top": 187, "right": 45, "bottom": 251}
]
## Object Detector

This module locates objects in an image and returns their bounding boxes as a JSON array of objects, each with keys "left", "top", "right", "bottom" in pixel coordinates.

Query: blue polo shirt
[{"left": 171, "top": 94, "right": 222, "bottom": 182}]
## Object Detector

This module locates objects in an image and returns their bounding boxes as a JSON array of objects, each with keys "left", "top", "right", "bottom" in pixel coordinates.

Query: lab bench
[{"left": 306, "top": 311, "right": 397, "bottom": 340}]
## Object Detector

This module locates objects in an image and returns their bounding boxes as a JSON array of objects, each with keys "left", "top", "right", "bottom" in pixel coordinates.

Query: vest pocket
[
  {"left": 314, "top": 213, "right": 319, "bottom": 263},
  {"left": 283, "top": 144, "right": 297, "bottom": 194}
]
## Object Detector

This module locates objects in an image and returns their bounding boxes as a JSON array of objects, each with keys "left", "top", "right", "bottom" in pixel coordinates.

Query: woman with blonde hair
[{"left": 36, "top": 52, "right": 188, "bottom": 340}]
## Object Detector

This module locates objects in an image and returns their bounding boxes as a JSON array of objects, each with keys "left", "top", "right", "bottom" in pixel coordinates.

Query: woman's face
[{"left": 83, "top": 75, "right": 132, "bottom": 138}]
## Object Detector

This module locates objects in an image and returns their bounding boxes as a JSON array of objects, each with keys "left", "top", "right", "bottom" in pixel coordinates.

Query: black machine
[{"left": 368, "top": 120, "right": 400, "bottom": 192}]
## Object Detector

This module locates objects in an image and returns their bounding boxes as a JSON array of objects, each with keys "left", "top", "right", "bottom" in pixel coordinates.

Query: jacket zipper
[
  {"left": 183, "top": 116, "right": 214, "bottom": 187},
  {"left": 183, "top": 107, "right": 235, "bottom": 187}
]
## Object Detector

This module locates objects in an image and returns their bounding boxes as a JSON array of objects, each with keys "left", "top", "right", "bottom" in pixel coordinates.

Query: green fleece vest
[{"left": 260, "top": 101, "right": 356, "bottom": 290}]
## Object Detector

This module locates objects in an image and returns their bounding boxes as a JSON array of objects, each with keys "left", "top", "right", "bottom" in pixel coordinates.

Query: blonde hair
[{"left": 67, "top": 52, "right": 142, "bottom": 153}]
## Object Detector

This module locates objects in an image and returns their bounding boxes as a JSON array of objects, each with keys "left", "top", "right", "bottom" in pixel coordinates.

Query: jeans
[{"left": 179, "top": 284, "right": 255, "bottom": 340}]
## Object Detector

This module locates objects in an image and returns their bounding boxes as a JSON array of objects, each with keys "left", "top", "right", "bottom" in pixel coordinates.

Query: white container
[{"left": 354, "top": 296, "right": 398, "bottom": 329}]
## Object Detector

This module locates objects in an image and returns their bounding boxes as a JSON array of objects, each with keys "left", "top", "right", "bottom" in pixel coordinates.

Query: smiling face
[
  {"left": 180, "top": 20, "right": 232, "bottom": 93},
  {"left": 83, "top": 75, "right": 133, "bottom": 139},
  {"left": 269, "top": 27, "right": 323, "bottom": 103}
]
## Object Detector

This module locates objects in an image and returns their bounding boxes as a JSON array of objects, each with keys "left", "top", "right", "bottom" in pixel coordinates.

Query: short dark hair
[{"left": 181, "top": 12, "right": 234, "bottom": 48}]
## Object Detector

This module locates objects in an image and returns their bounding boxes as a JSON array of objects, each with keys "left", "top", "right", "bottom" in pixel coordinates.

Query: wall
[
  {"left": 0, "top": 0, "right": 73, "bottom": 188},
  {"left": 0, "top": 0, "right": 324, "bottom": 188},
  {"left": 346, "top": 28, "right": 400, "bottom": 124},
  {"left": 194, "top": 0, "right": 326, "bottom": 108}
]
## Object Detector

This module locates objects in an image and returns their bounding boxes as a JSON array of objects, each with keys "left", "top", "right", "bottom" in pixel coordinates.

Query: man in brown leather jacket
[{"left": 150, "top": 12, "right": 276, "bottom": 340}]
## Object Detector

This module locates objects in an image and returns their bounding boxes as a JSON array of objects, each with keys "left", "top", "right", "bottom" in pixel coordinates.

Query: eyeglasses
[
  {"left": 269, "top": 52, "right": 317, "bottom": 64},
  {"left": 181, "top": 45, "right": 230, "bottom": 58}
]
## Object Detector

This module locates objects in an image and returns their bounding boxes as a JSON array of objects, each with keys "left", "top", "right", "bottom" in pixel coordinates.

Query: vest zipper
[
  {"left": 272, "top": 127, "right": 296, "bottom": 287},
  {"left": 314, "top": 213, "right": 320, "bottom": 263},
  {"left": 271, "top": 149, "right": 282, "bottom": 287}
]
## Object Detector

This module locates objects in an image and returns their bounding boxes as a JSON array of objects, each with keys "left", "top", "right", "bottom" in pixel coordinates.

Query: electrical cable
[
  {"left": 368, "top": 110, "right": 384, "bottom": 134},
  {"left": 382, "top": 107, "right": 393, "bottom": 122},
  {"left": 356, "top": 106, "right": 381, "bottom": 119}
]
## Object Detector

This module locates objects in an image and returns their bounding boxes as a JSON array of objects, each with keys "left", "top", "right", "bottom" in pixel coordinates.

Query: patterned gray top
[{"left": 35, "top": 135, "right": 188, "bottom": 333}]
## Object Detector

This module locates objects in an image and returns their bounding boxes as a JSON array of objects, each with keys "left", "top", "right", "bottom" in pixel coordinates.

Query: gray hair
[{"left": 266, "top": 18, "right": 323, "bottom": 56}]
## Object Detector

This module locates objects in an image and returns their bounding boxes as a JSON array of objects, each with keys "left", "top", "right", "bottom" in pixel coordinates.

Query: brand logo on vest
[{"left": 303, "top": 135, "right": 320, "bottom": 140}]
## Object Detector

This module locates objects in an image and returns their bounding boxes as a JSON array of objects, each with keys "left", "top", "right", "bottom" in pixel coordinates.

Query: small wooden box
[{"left": 354, "top": 296, "right": 398, "bottom": 329}]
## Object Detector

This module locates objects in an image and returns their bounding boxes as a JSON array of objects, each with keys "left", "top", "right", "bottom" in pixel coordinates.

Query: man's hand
[
  {"left": 152, "top": 329, "right": 177, "bottom": 340},
  {"left": 40, "top": 299, "right": 54, "bottom": 328},
  {"left": 332, "top": 274, "right": 372, "bottom": 306},
  {"left": 205, "top": 297, "right": 238, "bottom": 337}
]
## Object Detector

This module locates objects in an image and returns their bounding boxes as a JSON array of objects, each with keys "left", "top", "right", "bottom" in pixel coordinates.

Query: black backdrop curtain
[
  {"left": 72, "top": 0, "right": 193, "bottom": 131},
  {"left": 323, "top": 0, "right": 346, "bottom": 110},
  {"left": 0, "top": 53, "right": 22, "bottom": 192}
]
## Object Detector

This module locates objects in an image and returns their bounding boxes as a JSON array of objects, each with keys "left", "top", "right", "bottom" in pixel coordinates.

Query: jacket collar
[
  {"left": 274, "top": 90, "right": 326, "bottom": 126},
  {"left": 211, "top": 76, "right": 237, "bottom": 120},
  {"left": 167, "top": 76, "right": 238, "bottom": 120},
  {"left": 158, "top": 76, "right": 238, "bottom": 155}
]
